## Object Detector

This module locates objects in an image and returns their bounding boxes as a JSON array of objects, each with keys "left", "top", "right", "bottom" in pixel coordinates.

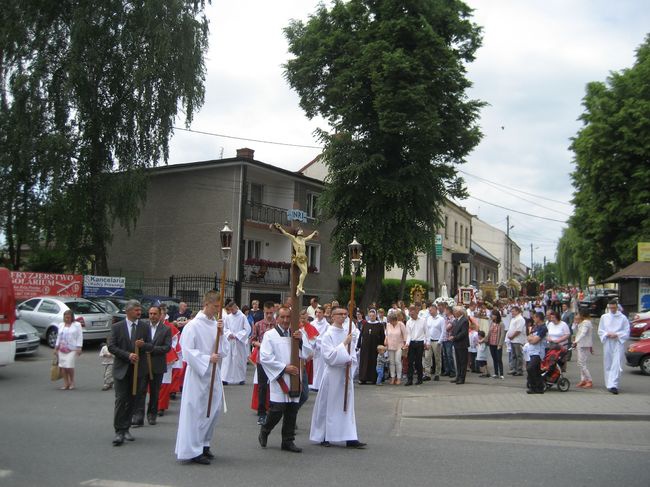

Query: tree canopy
[
  {"left": 559, "top": 35, "right": 650, "bottom": 282},
  {"left": 284, "top": 0, "right": 484, "bottom": 307},
  {"left": 0, "top": 0, "right": 210, "bottom": 272}
]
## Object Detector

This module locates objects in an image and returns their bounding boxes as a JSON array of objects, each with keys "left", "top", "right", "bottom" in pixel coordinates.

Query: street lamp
[
  {"left": 344, "top": 236, "right": 362, "bottom": 412},
  {"left": 220, "top": 221, "right": 233, "bottom": 261}
]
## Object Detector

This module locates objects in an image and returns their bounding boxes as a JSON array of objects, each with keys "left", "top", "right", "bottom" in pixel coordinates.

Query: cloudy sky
[{"left": 167, "top": 0, "right": 650, "bottom": 268}]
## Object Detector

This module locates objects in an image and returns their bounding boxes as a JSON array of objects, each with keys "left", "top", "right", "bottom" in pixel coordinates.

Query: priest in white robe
[
  {"left": 258, "top": 305, "right": 313, "bottom": 453},
  {"left": 310, "top": 306, "right": 330, "bottom": 391},
  {"left": 174, "top": 291, "right": 230, "bottom": 465},
  {"left": 597, "top": 300, "right": 630, "bottom": 394},
  {"left": 221, "top": 302, "right": 251, "bottom": 385},
  {"left": 310, "top": 306, "right": 366, "bottom": 448}
]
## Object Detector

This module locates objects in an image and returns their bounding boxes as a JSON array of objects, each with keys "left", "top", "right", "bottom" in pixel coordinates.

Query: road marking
[
  {"left": 0, "top": 470, "right": 12, "bottom": 478},
  {"left": 80, "top": 480, "right": 173, "bottom": 487}
]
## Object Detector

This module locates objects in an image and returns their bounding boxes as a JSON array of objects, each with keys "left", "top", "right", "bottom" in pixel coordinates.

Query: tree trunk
[
  {"left": 361, "top": 260, "right": 383, "bottom": 311},
  {"left": 398, "top": 267, "right": 408, "bottom": 301}
]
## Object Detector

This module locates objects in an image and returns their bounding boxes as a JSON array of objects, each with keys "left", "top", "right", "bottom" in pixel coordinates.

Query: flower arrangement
[{"left": 244, "top": 258, "right": 318, "bottom": 273}]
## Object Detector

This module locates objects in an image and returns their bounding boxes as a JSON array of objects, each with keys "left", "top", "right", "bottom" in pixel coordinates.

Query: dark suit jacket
[
  {"left": 108, "top": 319, "right": 153, "bottom": 380},
  {"left": 451, "top": 316, "right": 470, "bottom": 347},
  {"left": 146, "top": 322, "right": 172, "bottom": 375}
]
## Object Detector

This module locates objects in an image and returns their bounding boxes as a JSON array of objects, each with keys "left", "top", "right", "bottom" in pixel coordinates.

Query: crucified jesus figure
[{"left": 272, "top": 223, "right": 318, "bottom": 296}]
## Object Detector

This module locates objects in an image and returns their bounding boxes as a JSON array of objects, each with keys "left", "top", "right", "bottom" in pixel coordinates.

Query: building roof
[
  {"left": 297, "top": 154, "right": 323, "bottom": 174},
  {"left": 470, "top": 241, "right": 499, "bottom": 264},
  {"left": 604, "top": 260, "right": 650, "bottom": 282}
]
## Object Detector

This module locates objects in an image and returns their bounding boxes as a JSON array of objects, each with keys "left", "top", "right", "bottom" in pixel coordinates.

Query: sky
[{"left": 167, "top": 0, "right": 650, "bottom": 268}]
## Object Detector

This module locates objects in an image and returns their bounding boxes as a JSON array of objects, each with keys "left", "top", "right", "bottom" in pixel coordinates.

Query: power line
[
  {"left": 459, "top": 169, "right": 573, "bottom": 207},
  {"left": 467, "top": 195, "right": 568, "bottom": 223},
  {"left": 172, "top": 126, "right": 322, "bottom": 149}
]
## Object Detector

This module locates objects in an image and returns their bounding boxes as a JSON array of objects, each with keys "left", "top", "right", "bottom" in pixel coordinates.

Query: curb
[{"left": 402, "top": 412, "right": 650, "bottom": 421}]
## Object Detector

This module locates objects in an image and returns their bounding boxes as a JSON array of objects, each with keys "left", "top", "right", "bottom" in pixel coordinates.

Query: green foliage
[
  {"left": 284, "top": 0, "right": 484, "bottom": 306},
  {"left": 0, "top": 1, "right": 210, "bottom": 272},
  {"left": 563, "top": 35, "right": 650, "bottom": 281},
  {"left": 337, "top": 275, "right": 430, "bottom": 309},
  {"left": 24, "top": 247, "right": 68, "bottom": 273}
]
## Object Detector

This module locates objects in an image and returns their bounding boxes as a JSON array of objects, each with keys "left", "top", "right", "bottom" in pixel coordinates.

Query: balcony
[
  {"left": 245, "top": 201, "right": 289, "bottom": 226},
  {"left": 243, "top": 263, "right": 290, "bottom": 286}
]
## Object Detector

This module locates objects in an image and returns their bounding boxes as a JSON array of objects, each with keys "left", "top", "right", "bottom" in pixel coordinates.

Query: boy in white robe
[
  {"left": 221, "top": 301, "right": 251, "bottom": 385},
  {"left": 310, "top": 306, "right": 366, "bottom": 449},
  {"left": 174, "top": 291, "right": 230, "bottom": 465},
  {"left": 310, "top": 306, "right": 330, "bottom": 391},
  {"left": 597, "top": 300, "right": 630, "bottom": 394},
  {"left": 258, "top": 305, "right": 313, "bottom": 453}
]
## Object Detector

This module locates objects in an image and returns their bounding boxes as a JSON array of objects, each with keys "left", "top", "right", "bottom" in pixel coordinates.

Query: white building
[{"left": 471, "top": 217, "right": 522, "bottom": 284}]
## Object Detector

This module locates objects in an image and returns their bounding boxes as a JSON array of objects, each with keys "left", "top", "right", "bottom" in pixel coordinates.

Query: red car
[
  {"left": 625, "top": 339, "right": 650, "bottom": 375},
  {"left": 630, "top": 317, "right": 650, "bottom": 339}
]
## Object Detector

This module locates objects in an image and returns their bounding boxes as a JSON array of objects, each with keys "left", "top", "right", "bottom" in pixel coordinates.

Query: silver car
[
  {"left": 16, "top": 296, "right": 113, "bottom": 348},
  {"left": 13, "top": 319, "right": 40, "bottom": 356}
]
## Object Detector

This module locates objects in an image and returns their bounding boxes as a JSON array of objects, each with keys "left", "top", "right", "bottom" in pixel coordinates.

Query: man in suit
[
  {"left": 132, "top": 304, "right": 172, "bottom": 427},
  {"left": 108, "top": 299, "right": 154, "bottom": 446},
  {"left": 448, "top": 306, "right": 469, "bottom": 385}
]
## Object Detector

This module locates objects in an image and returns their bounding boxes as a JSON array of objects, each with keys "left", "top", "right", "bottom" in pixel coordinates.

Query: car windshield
[
  {"left": 94, "top": 299, "right": 118, "bottom": 313},
  {"left": 110, "top": 299, "right": 128, "bottom": 313},
  {"left": 65, "top": 300, "right": 104, "bottom": 314}
]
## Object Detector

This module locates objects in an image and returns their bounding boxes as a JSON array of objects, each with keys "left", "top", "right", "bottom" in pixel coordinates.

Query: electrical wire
[
  {"left": 466, "top": 195, "right": 568, "bottom": 223},
  {"left": 173, "top": 126, "right": 322, "bottom": 149}
]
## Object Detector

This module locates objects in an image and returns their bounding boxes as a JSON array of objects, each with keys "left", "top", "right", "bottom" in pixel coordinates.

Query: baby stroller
[{"left": 540, "top": 345, "right": 573, "bottom": 392}]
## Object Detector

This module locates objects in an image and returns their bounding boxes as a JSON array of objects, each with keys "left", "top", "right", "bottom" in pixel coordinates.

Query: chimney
[{"left": 236, "top": 147, "right": 255, "bottom": 160}]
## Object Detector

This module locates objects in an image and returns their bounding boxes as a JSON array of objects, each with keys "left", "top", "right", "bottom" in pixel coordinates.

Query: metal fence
[
  {"left": 124, "top": 274, "right": 237, "bottom": 312},
  {"left": 245, "top": 200, "right": 289, "bottom": 226}
]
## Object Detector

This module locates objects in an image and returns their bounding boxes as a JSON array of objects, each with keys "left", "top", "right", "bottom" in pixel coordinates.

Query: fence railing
[
  {"left": 242, "top": 264, "right": 290, "bottom": 286},
  {"left": 245, "top": 200, "right": 289, "bottom": 226}
]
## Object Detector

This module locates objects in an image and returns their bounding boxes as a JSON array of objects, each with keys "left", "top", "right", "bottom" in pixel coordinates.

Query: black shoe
[
  {"left": 158, "top": 410, "right": 165, "bottom": 417},
  {"left": 203, "top": 447, "right": 215, "bottom": 459},
  {"left": 191, "top": 454, "right": 211, "bottom": 465},
  {"left": 448, "top": 374, "right": 456, "bottom": 379},
  {"left": 416, "top": 380, "right": 423, "bottom": 385},
  {"left": 170, "top": 392, "right": 176, "bottom": 400},
  {"left": 346, "top": 440, "right": 367, "bottom": 449},
  {"left": 281, "top": 442, "right": 302, "bottom": 453},
  {"left": 112, "top": 433, "right": 124, "bottom": 446},
  {"left": 222, "top": 381, "right": 228, "bottom": 385},
  {"left": 608, "top": 388, "right": 619, "bottom": 395},
  {"left": 238, "top": 381, "right": 246, "bottom": 385},
  {"left": 449, "top": 379, "right": 458, "bottom": 383},
  {"left": 258, "top": 430, "right": 268, "bottom": 448},
  {"left": 131, "top": 419, "right": 144, "bottom": 428},
  {"left": 433, "top": 375, "right": 440, "bottom": 381},
  {"left": 257, "top": 415, "right": 267, "bottom": 426},
  {"left": 148, "top": 416, "right": 157, "bottom": 425},
  {"left": 123, "top": 431, "right": 135, "bottom": 442},
  {"left": 320, "top": 441, "right": 331, "bottom": 447},
  {"left": 404, "top": 381, "right": 413, "bottom": 386},
  {"left": 455, "top": 380, "right": 465, "bottom": 385},
  {"left": 423, "top": 376, "right": 431, "bottom": 381}
]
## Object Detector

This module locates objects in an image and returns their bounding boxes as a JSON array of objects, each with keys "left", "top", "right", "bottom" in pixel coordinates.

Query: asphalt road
[{"left": 0, "top": 338, "right": 647, "bottom": 487}]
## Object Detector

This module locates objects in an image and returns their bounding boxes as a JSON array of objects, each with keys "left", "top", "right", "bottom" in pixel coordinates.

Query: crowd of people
[{"left": 87, "top": 289, "right": 629, "bottom": 465}]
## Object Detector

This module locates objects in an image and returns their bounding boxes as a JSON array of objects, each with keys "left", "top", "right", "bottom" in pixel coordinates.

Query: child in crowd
[
  {"left": 99, "top": 341, "right": 114, "bottom": 391},
  {"left": 376, "top": 345, "right": 389, "bottom": 386},
  {"left": 476, "top": 331, "right": 490, "bottom": 378},
  {"left": 468, "top": 322, "right": 479, "bottom": 373}
]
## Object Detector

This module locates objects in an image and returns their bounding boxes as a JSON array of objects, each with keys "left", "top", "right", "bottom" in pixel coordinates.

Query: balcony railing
[
  {"left": 243, "top": 264, "right": 290, "bottom": 286},
  {"left": 245, "top": 201, "right": 288, "bottom": 226}
]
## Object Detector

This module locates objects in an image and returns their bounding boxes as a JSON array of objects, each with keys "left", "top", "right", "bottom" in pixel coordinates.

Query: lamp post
[
  {"left": 344, "top": 236, "right": 362, "bottom": 412},
  {"left": 207, "top": 221, "right": 233, "bottom": 417}
]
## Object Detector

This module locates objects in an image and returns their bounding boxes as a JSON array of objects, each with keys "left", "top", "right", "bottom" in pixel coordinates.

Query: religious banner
[
  {"left": 11, "top": 271, "right": 83, "bottom": 300},
  {"left": 83, "top": 275, "right": 126, "bottom": 297}
]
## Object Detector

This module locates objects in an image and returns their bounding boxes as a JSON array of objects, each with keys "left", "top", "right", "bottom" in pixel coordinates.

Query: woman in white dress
[{"left": 54, "top": 310, "right": 83, "bottom": 390}]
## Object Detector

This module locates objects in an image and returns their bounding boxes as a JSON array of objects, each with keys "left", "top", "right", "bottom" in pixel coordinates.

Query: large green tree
[
  {"left": 0, "top": 0, "right": 209, "bottom": 272},
  {"left": 564, "top": 35, "right": 650, "bottom": 281},
  {"left": 284, "top": 0, "right": 484, "bottom": 307}
]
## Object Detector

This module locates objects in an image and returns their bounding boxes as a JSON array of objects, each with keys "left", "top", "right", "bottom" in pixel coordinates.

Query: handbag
[{"left": 50, "top": 355, "right": 62, "bottom": 381}]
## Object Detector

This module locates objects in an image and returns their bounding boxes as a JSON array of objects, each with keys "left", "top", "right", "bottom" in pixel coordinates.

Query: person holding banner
[
  {"left": 107, "top": 299, "right": 153, "bottom": 446},
  {"left": 175, "top": 291, "right": 230, "bottom": 465}
]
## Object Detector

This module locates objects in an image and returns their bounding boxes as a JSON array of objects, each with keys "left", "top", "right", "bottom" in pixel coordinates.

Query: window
[
  {"left": 249, "top": 183, "right": 263, "bottom": 204},
  {"left": 460, "top": 224, "right": 464, "bottom": 246},
  {"left": 38, "top": 300, "right": 60, "bottom": 314},
  {"left": 18, "top": 299, "right": 40, "bottom": 311},
  {"left": 245, "top": 239, "right": 262, "bottom": 260},
  {"left": 306, "top": 244, "right": 320, "bottom": 272},
  {"left": 454, "top": 222, "right": 458, "bottom": 244},
  {"left": 444, "top": 216, "right": 448, "bottom": 239},
  {"left": 306, "top": 192, "right": 319, "bottom": 218},
  {"left": 65, "top": 300, "right": 103, "bottom": 314},
  {"left": 465, "top": 227, "right": 469, "bottom": 248}
]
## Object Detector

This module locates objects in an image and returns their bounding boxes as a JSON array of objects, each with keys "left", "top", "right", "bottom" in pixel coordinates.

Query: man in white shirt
[
  {"left": 426, "top": 303, "right": 445, "bottom": 381},
  {"left": 405, "top": 305, "right": 429, "bottom": 386},
  {"left": 306, "top": 297, "right": 319, "bottom": 320},
  {"left": 506, "top": 305, "right": 526, "bottom": 376}
]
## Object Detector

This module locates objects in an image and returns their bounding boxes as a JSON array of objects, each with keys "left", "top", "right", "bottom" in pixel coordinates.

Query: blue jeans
[
  {"left": 442, "top": 341, "right": 456, "bottom": 376},
  {"left": 376, "top": 367, "right": 384, "bottom": 385}
]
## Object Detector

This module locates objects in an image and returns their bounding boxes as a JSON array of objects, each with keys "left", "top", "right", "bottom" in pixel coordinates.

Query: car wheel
[
  {"left": 557, "top": 377, "right": 570, "bottom": 392},
  {"left": 641, "top": 356, "right": 650, "bottom": 376},
  {"left": 46, "top": 327, "right": 58, "bottom": 349}
]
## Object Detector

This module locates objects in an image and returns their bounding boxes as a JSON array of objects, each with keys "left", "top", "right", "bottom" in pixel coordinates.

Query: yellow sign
[{"left": 639, "top": 243, "right": 650, "bottom": 262}]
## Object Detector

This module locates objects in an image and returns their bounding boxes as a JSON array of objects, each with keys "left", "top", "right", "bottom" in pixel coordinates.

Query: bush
[{"left": 337, "top": 276, "right": 430, "bottom": 309}]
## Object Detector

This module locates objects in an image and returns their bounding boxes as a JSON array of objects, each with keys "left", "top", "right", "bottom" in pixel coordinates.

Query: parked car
[
  {"left": 0, "top": 267, "right": 17, "bottom": 366},
  {"left": 640, "top": 330, "right": 650, "bottom": 340},
  {"left": 630, "top": 309, "right": 650, "bottom": 321},
  {"left": 16, "top": 296, "right": 113, "bottom": 348},
  {"left": 625, "top": 339, "right": 650, "bottom": 376},
  {"left": 86, "top": 296, "right": 128, "bottom": 323},
  {"left": 13, "top": 319, "right": 40, "bottom": 356},
  {"left": 579, "top": 289, "right": 619, "bottom": 316},
  {"left": 630, "top": 317, "right": 650, "bottom": 339},
  {"left": 137, "top": 295, "right": 180, "bottom": 318}
]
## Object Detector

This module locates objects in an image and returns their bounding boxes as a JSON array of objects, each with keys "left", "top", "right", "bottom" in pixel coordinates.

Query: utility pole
[
  {"left": 506, "top": 215, "right": 511, "bottom": 280},
  {"left": 530, "top": 243, "right": 534, "bottom": 276}
]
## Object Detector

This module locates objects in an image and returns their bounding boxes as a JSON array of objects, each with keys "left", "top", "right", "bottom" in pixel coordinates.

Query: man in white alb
[
  {"left": 598, "top": 300, "right": 630, "bottom": 394},
  {"left": 221, "top": 300, "right": 251, "bottom": 385}
]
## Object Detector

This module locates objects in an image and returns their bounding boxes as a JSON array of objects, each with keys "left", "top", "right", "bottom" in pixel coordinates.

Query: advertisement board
[
  {"left": 11, "top": 271, "right": 83, "bottom": 300},
  {"left": 83, "top": 275, "right": 126, "bottom": 297}
]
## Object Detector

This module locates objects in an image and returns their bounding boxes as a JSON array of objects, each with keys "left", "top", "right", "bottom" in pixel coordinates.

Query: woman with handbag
[{"left": 54, "top": 309, "right": 83, "bottom": 390}]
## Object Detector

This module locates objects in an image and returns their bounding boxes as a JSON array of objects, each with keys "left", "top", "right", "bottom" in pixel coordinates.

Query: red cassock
[{"left": 158, "top": 321, "right": 181, "bottom": 412}]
